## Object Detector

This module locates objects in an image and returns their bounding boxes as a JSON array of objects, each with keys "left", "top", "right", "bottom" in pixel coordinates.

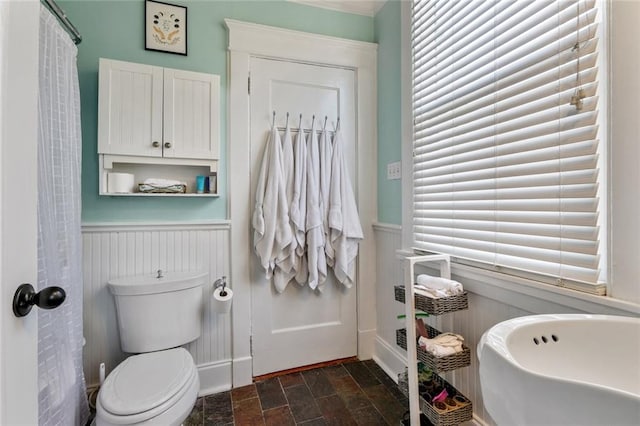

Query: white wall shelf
[
  {"left": 100, "top": 193, "right": 219, "bottom": 198},
  {"left": 99, "top": 156, "right": 218, "bottom": 196},
  {"left": 97, "top": 58, "right": 220, "bottom": 197}
]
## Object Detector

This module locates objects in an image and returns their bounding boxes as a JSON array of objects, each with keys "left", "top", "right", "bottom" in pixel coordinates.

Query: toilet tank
[{"left": 108, "top": 271, "right": 207, "bottom": 353}]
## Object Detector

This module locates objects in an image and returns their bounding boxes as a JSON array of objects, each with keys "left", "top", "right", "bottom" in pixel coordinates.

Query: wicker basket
[
  {"left": 394, "top": 285, "right": 468, "bottom": 315},
  {"left": 138, "top": 183, "right": 187, "bottom": 193},
  {"left": 396, "top": 328, "right": 471, "bottom": 373},
  {"left": 398, "top": 370, "right": 473, "bottom": 426}
]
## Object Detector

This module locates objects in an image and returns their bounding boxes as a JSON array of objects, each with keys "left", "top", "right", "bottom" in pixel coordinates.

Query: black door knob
[{"left": 12, "top": 283, "right": 66, "bottom": 317}]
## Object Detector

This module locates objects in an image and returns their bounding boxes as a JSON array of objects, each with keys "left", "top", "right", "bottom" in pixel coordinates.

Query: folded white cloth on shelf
[
  {"left": 418, "top": 332, "right": 464, "bottom": 358},
  {"left": 143, "top": 178, "right": 186, "bottom": 187},
  {"left": 414, "top": 286, "right": 453, "bottom": 299},
  {"left": 415, "top": 275, "right": 464, "bottom": 298}
]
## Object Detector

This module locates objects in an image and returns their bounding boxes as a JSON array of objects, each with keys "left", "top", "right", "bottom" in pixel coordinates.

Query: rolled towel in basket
[
  {"left": 415, "top": 274, "right": 463, "bottom": 298},
  {"left": 418, "top": 332, "right": 464, "bottom": 358}
]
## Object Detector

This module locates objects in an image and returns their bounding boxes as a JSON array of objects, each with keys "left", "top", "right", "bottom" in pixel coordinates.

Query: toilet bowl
[
  {"left": 96, "top": 348, "right": 199, "bottom": 426},
  {"left": 95, "top": 271, "right": 207, "bottom": 426}
]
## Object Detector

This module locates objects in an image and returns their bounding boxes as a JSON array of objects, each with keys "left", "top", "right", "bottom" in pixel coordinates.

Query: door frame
[
  {"left": 226, "top": 19, "right": 378, "bottom": 387},
  {"left": 0, "top": 1, "right": 40, "bottom": 424}
]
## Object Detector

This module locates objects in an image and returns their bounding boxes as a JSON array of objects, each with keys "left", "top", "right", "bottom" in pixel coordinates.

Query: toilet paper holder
[{"left": 213, "top": 276, "right": 227, "bottom": 296}]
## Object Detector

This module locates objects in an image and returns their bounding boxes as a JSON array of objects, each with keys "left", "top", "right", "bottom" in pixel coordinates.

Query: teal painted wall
[
  {"left": 60, "top": 0, "right": 374, "bottom": 223},
  {"left": 374, "top": 0, "right": 402, "bottom": 225}
]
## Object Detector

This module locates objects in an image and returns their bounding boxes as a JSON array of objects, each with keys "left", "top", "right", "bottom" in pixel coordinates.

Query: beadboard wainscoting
[
  {"left": 372, "top": 223, "right": 405, "bottom": 377},
  {"left": 372, "top": 223, "right": 640, "bottom": 426},
  {"left": 82, "top": 222, "right": 231, "bottom": 396}
]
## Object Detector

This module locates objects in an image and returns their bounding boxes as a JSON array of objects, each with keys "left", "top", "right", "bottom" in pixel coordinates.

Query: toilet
[{"left": 95, "top": 270, "right": 207, "bottom": 426}]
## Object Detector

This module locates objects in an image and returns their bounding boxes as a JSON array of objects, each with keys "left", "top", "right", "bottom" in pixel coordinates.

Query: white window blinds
[{"left": 412, "top": 0, "right": 605, "bottom": 294}]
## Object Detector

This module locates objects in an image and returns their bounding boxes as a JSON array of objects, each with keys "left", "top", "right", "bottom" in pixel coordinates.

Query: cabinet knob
[
  {"left": 164, "top": 142, "right": 172, "bottom": 149},
  {"left": 152, "top": 141, "right": 160, "bottom": 148}
]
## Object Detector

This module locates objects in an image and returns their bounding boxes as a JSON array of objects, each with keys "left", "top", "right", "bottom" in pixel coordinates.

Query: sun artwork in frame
[{"left": 145, "top": 0, "right": 187, "bottom": 55}]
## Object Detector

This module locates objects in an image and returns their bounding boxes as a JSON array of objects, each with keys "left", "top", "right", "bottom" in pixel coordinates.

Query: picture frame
[{"left": 145, "top": 0, "right": 187, "bottom": 56}]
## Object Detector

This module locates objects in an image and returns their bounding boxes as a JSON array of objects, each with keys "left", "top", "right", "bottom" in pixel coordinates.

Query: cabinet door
[
  {"left": 98, "top": 59, "right": 163, "bottom": 157},
  {"left": 163, "top": 68, "right": 219, "bottom": 160}
]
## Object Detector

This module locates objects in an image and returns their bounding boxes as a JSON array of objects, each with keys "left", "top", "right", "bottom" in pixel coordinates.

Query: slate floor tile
[
  {"left": 204, "top": 391, "right": 233, "bottom": 425},
  {"left": 323, "top": 364, "right": 349, "bottom": 380},
  {"left": 189, "top": 359, "right": 420, "bottom": 426},
  {"left": 256, "top": 377, "right": 287, "bottom": 410},
  {"left": 231, "top": 384, "right": 258, "bottom": 402},
  {"left": 279, "top": 372, "right": 305, "bottom": 388},
  {"left": 283, "top": 383, "right": 323, "bottom": 423},
  {"left": 316, "top": 394, "right": 357, "bottom": 426},
  {"left": 297, "top": 418, "right": 327, "bottom": 426},
  {"left": 363, "top": 384, "right": 407, "bottom": 425},
  {"left": 343, "top": 361, "right": 382, "bottom": 388},
  {"left": 263, "top": 405, "right": 296, "bottom": 426},
  {"left": 302, "top": 368, "right": 336, "bottom": 398},
  {"left": 339, "top": 390, "right": 375, "bottom": 413},
  {"left": 232, "top": 397, "right": 264, "bottom": 425},
  {"left": 327, "top": 375, "right": 360, "bottom": 395},
  {"left": 350, "top": 406, "right": 387, "bottom": 425}
]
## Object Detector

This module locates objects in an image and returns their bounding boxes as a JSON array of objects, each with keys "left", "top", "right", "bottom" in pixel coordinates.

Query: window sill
[{"left": 450, "top": 262, "right": 640, "bottom": 316}]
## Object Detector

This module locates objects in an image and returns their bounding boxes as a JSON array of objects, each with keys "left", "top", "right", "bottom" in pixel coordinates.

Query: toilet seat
[{"left": 96, "top": 348, "right": 198, "bottom": 425}]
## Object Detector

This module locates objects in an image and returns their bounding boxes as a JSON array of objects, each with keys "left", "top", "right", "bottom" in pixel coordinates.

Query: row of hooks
[{"left": 271, "top": 111, "right": 341, "bottom": 133}]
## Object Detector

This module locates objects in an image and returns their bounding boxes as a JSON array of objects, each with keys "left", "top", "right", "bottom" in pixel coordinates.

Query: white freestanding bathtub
[{"left": 478, "top": 314, "right": 640, "bottom": 426}]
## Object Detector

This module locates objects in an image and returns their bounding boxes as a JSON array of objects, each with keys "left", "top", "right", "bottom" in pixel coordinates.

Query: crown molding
[{"left": 288, "top": 0, "right": 387, "bottom": 17}]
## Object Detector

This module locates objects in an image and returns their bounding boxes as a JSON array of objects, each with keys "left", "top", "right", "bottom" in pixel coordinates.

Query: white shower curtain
[{"left": 37, "top": 6, "right": 89, "bottom": 426}]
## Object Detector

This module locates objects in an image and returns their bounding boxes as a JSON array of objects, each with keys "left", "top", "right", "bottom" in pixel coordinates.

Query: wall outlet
[{"left": 387, "top": 161, "right": 401, "bottom": 180}]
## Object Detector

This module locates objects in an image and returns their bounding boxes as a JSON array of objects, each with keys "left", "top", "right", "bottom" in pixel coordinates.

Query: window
[{"left": 411, "top": 0, "right": 606, "bottom": 295}]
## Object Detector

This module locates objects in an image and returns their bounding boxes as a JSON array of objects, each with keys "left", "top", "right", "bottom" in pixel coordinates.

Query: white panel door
[
  {"left": 250, "top": 57, "right": 358, "bottom": 376},
  {"left": 98, "top": 58, "right": 163, "bottom": 157},
  {"left": 0, "top": 1, "right": 39, "bottom": 424},
  {"left": 163, "top": 68, "right": 219, "bottom": 160}
]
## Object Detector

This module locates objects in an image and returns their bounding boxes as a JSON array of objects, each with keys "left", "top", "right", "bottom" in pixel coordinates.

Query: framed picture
[{"left": 145, "top": 0, "right": 187, "bottom": 55}]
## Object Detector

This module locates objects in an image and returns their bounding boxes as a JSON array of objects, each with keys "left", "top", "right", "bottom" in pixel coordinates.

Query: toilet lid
[{"left": 99, "top": 348, "right": 195, "bottom": 416}]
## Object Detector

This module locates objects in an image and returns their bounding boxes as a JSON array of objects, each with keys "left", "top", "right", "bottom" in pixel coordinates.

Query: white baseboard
[
  {"left": 471, "top": 413, "right": 491, "bottom": 426},
  {"left": 232, "top": 355, "right": 253, "bottom": 388},
  {"left": 373, "top": 335, "right": 407, "bottom": 383},
  {"left": 358, "top": 328, "right": 377, "bottom": 360},
  {"left": 197, "top": 359, "right": 232, "bottom": 397}
]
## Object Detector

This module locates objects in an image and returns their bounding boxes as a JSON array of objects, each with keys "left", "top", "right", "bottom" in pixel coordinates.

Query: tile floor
[{"left": 184, "top": 359, "right": 409, "bottom": 425}]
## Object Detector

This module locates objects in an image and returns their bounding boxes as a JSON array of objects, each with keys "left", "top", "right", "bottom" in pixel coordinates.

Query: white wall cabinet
[{"left": 98, "top": 58, "right": 220, "bottom": 196}]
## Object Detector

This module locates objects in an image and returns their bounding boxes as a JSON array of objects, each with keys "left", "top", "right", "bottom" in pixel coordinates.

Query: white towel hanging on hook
[
  {"left": 305, "top": 116, "right": 327, "bottom": 290},
  {"left": 328, "top": 126, "right": 363, "bottom": 287},
  {"left": 273, "top": 116, "right": 297, "bottom": 292},
  {"left": 319, "top": 116, "right": 335, "bottom": 269},
  {"left": 291, "top": 113, "right": 309, "bottom": 285},
  {"left": 252, "top": 112, "right": 362, "bottom": 292},
  {"left": 253, "top": 116, "right": 293, "bottom": 280}
]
